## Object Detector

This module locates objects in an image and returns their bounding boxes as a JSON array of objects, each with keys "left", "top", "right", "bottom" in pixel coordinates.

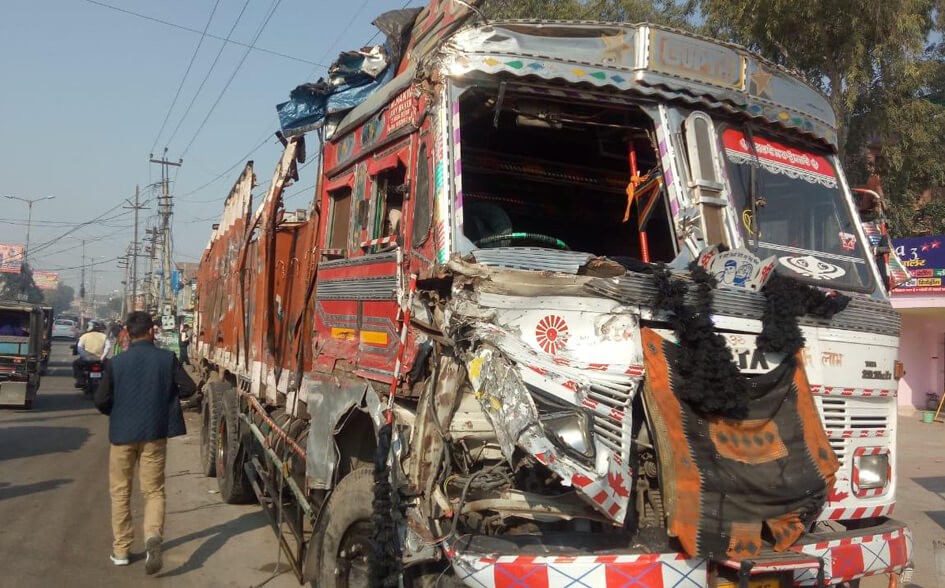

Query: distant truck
[
  {"left": 192, "top": 2, "right": 913, "bottom": 586},
  {"left": 0, "top": 300, "right": 44, "bottom": 409}
]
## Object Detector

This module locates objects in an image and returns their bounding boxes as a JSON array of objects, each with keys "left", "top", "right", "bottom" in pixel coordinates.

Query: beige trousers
[{"left": 108, "top": 439, "right": 167, "bottom": 557}]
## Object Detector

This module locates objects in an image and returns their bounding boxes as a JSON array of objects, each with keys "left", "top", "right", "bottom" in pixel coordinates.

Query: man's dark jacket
[{"left": 94, "top": 340, "right": 197, "bottom": 444}]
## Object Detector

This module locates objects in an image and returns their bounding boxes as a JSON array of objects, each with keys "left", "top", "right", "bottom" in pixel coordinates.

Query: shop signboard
[
  {"left": 892, "top": 235, "right": 945, "bottom": 294},
  {"left": 0, "top": 243, "right": 25, "bottom": 274},
  {"left": 32, "top": 271, "right": 60, "bottom": 290}
]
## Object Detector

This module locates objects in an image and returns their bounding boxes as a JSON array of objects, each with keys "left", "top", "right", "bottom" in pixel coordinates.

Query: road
[
  {"left": 3, "top": 342, "right": 945, "bottom": 587},
  {"left": 0, "top": 342, "right": 298, "bottom": 588}
]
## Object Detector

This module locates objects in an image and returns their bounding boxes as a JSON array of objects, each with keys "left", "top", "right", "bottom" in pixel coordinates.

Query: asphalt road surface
[
  {"left": 0, "top": 342, "right": 298, "bottom": 588},
  {"left": 4, "top": 342, "right": 945, "bottom": 587}
]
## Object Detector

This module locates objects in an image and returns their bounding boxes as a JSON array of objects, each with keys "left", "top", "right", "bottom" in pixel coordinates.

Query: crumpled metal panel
[
  {"left": 471, "top": 247, "right": 594, "bottom": 274},
  {"left": 466, "top": 347, "right": 542, "bottom": 459},
  {"left": 305, "top": 374, "right": 368, "bottom": 489},
  {"left": 585, "top": 271, "right": 900, "bottom": 336}
]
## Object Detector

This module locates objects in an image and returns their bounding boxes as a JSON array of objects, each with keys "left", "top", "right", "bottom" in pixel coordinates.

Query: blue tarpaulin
[{"left": 277, "top": 44, "right": 395, "bottom": 136}]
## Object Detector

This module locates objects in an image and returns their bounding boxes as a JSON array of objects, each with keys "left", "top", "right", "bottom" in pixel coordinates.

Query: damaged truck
[{"left": 192, "top": 1, "right": 914, "bottom": 586}]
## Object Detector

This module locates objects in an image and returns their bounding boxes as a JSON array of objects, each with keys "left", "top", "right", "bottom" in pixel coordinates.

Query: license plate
[{"left": 90, "top": 372, "right": 102, "bottom": 378}]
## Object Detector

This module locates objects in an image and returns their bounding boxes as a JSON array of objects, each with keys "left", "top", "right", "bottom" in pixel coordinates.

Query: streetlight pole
[{"left": 3, "top": 195, "right": 55, "bottom": 266}]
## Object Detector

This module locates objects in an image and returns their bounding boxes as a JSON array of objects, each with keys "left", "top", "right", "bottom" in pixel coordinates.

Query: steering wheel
[{"left": 474, "top": 232, "right": 570, "bottom": 251}]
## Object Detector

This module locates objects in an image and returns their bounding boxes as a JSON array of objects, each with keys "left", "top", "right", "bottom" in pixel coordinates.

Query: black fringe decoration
[
  {"left": 757, "top": 274, "right": 851, "bottom": 356},
  {"left": 369, "top": 423, "right": 402, "bottom": 587},
  {"left": 653, "top": 264, "right": 750, "bottom": 420},
  {"left": 652, "top": 260, "right": 853, "bottom": 421}
]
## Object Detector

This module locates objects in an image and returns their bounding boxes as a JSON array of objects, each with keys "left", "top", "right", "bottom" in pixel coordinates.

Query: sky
[{"left": 0, "top": 0, "right": 417, "bottom": 297}]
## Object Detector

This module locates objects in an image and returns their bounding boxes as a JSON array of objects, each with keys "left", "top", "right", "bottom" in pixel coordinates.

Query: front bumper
[{"left": 449, "top": 520, "right": 912, "bottom": 587}]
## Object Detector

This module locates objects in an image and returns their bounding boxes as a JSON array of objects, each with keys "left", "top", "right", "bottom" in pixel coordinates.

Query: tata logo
[{"left": 733, "top": 348, "right": 770, "bottom": 371}]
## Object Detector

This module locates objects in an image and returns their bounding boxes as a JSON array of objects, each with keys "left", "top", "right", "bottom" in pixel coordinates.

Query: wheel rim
[
  {"left": 216, "top": 418, "right": 227, "bottom": 479},
  {"left": 334, "top": 520, "right": 372, "bottom": 588}
]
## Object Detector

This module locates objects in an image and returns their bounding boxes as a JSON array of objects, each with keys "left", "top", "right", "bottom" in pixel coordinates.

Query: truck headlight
[
  {"left": 855, "top": 453, "right": 889, "bottom": 490},
  {"left": 540, "top": 411, "right": 595, "bottom": 460}
]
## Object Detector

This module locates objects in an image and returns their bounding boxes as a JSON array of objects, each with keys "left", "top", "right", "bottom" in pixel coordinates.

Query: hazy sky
[{"left": 1, "top": 0, "right": 415, "bottom": 295}]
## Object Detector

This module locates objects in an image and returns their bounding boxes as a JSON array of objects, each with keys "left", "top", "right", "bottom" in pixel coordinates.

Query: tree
[
  {"left": 0, "top": 263, "right": 45, "bottom": 303},
  {"left": 44, "top": 283, "right": 76, "bottom": 316},
  {"left": 482, "top": 0, "right": 696, "bottom": 25}
]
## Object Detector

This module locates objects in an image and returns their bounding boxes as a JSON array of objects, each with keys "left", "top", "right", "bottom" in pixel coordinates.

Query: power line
[
  {"left": 181, "top": 0, "right": 285, "bottom": 157},
  {"left": 79, "top": 0, "right": 324, "bottom": 67},
  {"left": 176, "top": 132, "right": 276, "bottom": 200},
  {"left": 150, "top": 0, "right": 222, "bottom": 154},
  {"left": 164, "top": 0, "right": 253, "bottom": 150}
]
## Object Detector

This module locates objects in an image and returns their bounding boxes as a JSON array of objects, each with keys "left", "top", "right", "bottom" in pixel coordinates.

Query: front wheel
[{"left": 312, "top": 468, "right": 375, "bottom": 588}]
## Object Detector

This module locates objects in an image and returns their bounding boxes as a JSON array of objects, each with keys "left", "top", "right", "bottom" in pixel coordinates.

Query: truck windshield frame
[{"left": 719, "top": 124, "right": 878, "bottom": 294}]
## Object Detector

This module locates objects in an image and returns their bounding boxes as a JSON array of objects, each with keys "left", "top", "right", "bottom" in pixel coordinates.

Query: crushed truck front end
[{"left": 410, "top": 20, "right": 913, "bottom": 587}]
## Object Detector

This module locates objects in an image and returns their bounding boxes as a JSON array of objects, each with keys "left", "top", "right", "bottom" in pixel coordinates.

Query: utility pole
[
  {"left": 79, "top": 239, "right": 87, "bottom": 329},
  {"left": 149, "top": 150, "right": 182, "bottom": 317},
  {"left": 124, "top": 185, "right": 147, "bottom": 313},
  {"left": 3, "top": 194, "right": 54, "bottom": 267},
  {"left": 144, "top": 226, "right": 160, "bottom": 313},
  {"left": 118, "top": 251, "right": 129, "bottom": 317}
]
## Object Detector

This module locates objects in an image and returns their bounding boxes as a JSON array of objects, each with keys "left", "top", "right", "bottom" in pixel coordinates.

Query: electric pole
[
  {"left": 149, "top": 150, "right": 181, "bottom": 317},
  {"left": 124, "top": 185, "right": 147, "bottom": 312},
  {"left": 79, "top": 239, "right": 87, "bottom": 329}
]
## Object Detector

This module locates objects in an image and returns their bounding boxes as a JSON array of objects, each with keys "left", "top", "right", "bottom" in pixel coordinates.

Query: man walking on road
[{"left": 94, "top": 311, "right": 197, "bottom": 574}]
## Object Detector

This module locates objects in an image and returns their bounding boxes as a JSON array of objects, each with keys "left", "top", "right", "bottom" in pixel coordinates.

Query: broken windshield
[
  {"left": 455, "top": 89, "right": 679, "bottom": 265},
  {"left": 720, "top": 126, "right": 876, "bottom": 293}
]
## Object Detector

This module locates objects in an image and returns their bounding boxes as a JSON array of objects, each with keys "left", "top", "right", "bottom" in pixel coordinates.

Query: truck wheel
[
  {"left": 313, "top": 468, "right": 375, "bottom": 588},
  {"left": 200, "top": 382, "right": 225, "bottom": 477},
  {"left": 216, "top": 387, "right": 254, "bottom": 504}
]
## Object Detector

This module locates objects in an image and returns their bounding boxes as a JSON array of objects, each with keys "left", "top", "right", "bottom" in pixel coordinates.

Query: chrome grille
[
  {"left": 585, "top": 272, "right": 900, "bottom": 337},
  {"left": 589, "top": 383, "right": 634, "bottom": 459}
]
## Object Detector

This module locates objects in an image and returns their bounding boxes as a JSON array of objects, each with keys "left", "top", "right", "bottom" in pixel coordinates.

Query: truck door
[{"left": 314, "top": 144, "right": 412, "bottom": 383}]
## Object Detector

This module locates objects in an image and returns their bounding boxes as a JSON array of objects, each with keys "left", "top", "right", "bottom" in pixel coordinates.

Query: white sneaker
[{"left": 110, "top": 553, "right": 130, "bottom": 566}]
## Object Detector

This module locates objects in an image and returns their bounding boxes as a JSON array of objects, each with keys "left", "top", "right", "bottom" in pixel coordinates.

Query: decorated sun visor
[{"left": 722, "top": 128, "right": 837, "bottom": 188}]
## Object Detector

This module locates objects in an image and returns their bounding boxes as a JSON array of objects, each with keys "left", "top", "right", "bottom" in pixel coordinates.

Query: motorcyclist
[{"left": 74, "top": 320, "right": 107, "bottom": 388}]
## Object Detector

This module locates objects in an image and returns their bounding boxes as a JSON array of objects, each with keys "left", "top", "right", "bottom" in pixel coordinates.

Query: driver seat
[{"left": 463, "top": 200, "right": 513, "bottom": 245}]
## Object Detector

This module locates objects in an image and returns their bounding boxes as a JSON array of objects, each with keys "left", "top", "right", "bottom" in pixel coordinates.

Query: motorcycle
[
  {"left": 72, "top": 343, "right": 104, "bottom": 397},
  {"left": 81, "top": 360, "right": 105, "bottom": 397}
]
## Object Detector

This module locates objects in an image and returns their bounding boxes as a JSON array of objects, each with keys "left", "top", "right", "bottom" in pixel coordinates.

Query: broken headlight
[
  {"left": 529, "top": 385, "right": 596, "bottom": 461},
  {"left": 541, "top": 411, "right": 595, "bottom": 460}
]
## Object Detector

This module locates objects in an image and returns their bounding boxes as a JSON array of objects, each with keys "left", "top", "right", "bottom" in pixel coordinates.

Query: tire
[
  {"left": 215, "top": 386, "right": 255, "bottom": 504},
  {"left": 200, "top": 382, "right": 225, "bottom": 478},
  {"left": 312, "top": 468, "right": 376, "bottom": 588}
]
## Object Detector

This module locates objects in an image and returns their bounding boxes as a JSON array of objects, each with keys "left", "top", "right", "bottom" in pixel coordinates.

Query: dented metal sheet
[
  {"left": 305, "top": 374, "right": 369, "bottom": 489},
  {"left": 471, "top": 247, "right": 595, "bottom": 274}
]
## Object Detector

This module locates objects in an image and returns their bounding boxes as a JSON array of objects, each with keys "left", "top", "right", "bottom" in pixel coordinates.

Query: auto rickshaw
[{"left": 0, "top": 300, "right": 44, "bottom": 409}]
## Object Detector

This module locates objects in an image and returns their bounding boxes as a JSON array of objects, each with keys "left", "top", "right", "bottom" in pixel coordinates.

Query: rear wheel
[
  {"left": 200, "top": 382, "right": 225, "bottom": 477},
  {"left": 312, "top": 468, "right": 375, "bottom": 588},
  {"left": 215, "top": 387, "right": 254, "bottom": 504}
]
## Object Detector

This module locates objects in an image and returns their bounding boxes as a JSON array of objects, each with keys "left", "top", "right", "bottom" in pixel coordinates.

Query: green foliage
[
  {"left": 43, "top": 283, "right": 75, "bottom": 316},
  {"left": 482, "top": 0, "right": 696, "bottom": 25},
  {"left": 0, "top": 264, "right": 45, "bottom": 304}
]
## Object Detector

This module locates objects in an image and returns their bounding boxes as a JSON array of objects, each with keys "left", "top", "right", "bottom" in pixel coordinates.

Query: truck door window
[
  {"left": 372, "top": 163, "right": 407, "bottom": 241},
  {"left": 412, "top": 143, "right": 432, "bottom": 248},
  {"left": 327, "top": 187, "right": 353, "bottom": 252}
]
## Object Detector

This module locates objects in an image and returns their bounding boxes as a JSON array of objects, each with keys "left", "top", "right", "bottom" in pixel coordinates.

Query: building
[{"left": 891, "top": 235, "right": 945, "bottom": 411}]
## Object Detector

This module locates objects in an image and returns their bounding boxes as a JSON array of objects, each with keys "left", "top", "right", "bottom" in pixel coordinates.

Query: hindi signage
[
  {"left": 0, "top": 243, "right": 24, "bottom": 274},
  {"left": 892, "top": 235, "right": 945, "bottom": 294}
]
